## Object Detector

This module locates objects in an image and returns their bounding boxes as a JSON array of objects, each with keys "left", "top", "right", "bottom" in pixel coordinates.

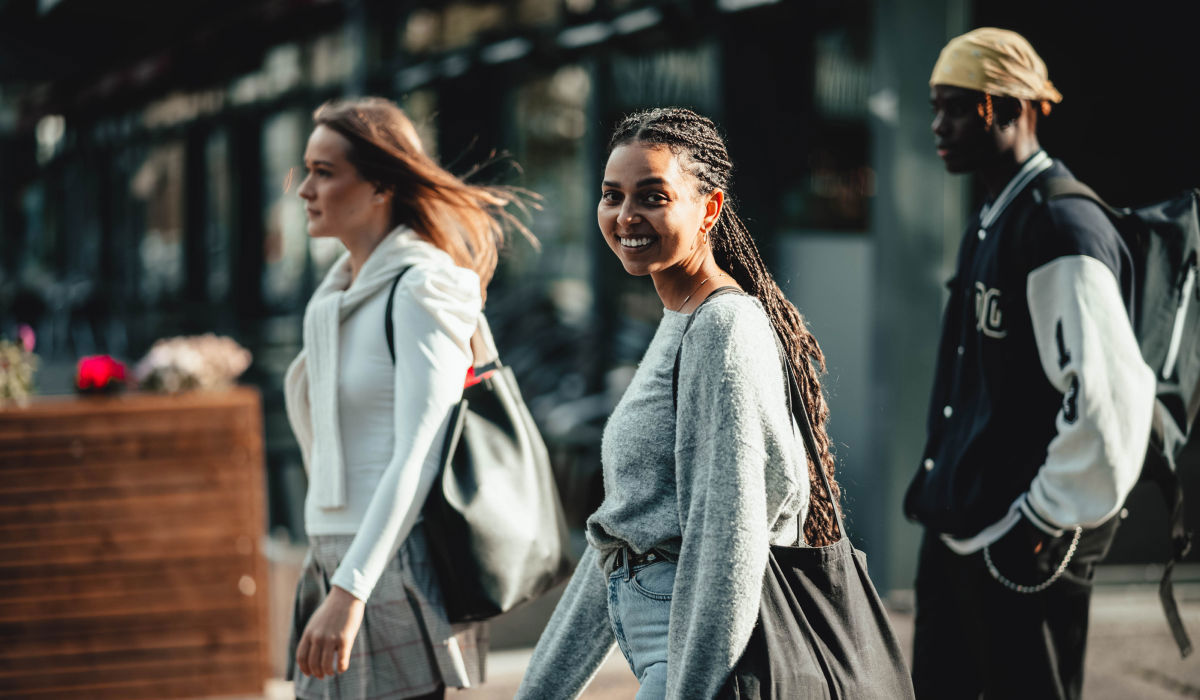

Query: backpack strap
[
  {"left": 1014, "top": 177, "right": 1126, "bottom": 244},
  {"left": 1039, "top": 177, "right": 1124, "bottom": 218},
  {"left": 1146, "top": 447, "right": 1195, "bottom": 656}
]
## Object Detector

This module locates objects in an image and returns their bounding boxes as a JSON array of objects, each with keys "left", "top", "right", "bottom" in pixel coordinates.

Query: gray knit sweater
[{"left": 517, "top": 293, "right": 810, "bottom": 699}]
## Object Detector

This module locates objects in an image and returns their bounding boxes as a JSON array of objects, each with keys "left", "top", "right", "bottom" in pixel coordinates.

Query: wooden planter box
[{"left": 0, "top": 388, "right": 269, "bottom": 699}]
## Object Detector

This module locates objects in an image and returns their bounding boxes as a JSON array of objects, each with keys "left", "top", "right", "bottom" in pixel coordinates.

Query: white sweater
[{"left": 284, "top": 228, "right": 481, "bottom": 601}]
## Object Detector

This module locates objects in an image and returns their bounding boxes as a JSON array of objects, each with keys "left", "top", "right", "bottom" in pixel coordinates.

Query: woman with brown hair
[
  {"left": 518, "top": 107, "right": 842, "bottom": 699},
  {"left": 283, "top": 97, "right": 529, "bottom": 700}
]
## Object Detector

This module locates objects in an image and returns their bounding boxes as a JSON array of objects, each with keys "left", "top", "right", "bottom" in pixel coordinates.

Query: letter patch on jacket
[
  {"left": 1063, "top": 376, "right": 1079, "bottom": 423},
  {"left": 974, "top": 282, "right": 1007, "bottom": 338},
  {"left": 1055, "top": 319, "right": 1072, "bottom": 369}
]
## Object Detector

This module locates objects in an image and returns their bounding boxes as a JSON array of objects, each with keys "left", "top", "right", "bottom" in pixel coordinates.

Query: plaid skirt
[{"left": 287, "top": 524, "right": 488, "bottom": 700}]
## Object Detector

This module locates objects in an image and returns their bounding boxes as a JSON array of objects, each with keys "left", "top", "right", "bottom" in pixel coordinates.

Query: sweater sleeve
[
  {"left": 516, "top": 546, "right": 616, "bottom": 699},
  {"left": 668, "top": 299, "right": 787, "bottom": 699},
  {"left": 329, "top": 262, "right": 480, "bottom": 600}
]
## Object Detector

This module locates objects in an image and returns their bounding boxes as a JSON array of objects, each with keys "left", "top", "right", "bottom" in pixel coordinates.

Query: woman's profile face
[
  {"left": 297, "top": 125, "right": 388, "bottom": 240},
  {"left": 598, "top": 143, "right": 717, "bottom": 277}
]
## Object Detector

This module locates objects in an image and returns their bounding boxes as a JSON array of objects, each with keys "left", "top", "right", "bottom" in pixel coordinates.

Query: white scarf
[{"left": 283, "top": 226, "right": 468, "bottom": 510}]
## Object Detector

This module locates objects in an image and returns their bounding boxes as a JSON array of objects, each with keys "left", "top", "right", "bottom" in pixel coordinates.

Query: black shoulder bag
[
  {"left": 385, "top": 267, "right": 573, "bottom": 622},
  {"left": 673, "top": 287, "right": 915, "bottom": 699}
]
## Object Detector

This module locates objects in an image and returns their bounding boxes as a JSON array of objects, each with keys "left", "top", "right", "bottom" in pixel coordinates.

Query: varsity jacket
[{"left": 904, "top": 152, "right": 1156, "bottom": 548}]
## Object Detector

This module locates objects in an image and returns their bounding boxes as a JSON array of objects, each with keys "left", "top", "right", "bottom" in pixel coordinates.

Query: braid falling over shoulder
[{"left": 610, "top": 108, "right": 843, "bottom": 546}]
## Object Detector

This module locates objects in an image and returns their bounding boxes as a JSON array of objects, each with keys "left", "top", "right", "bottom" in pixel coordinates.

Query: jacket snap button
[
  {"left": 943, "top": 405, "right": 953, "bottom": 418},
  {"left": 977, "top": 228, "right": 987, "bottom": 240},
  {"left": 923, "top": 458, "right": 934, "bottom": 471}
]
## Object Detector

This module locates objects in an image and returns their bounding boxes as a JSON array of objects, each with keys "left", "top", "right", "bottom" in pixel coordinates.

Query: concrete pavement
[{"left": 246, "top": 565, "right": 1200, "bottom": 699}]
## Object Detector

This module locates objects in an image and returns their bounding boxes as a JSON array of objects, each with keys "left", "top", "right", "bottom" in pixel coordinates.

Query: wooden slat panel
[
  {"left": 3, "top": 622, "right": 261, "bottom": 660},
  {"left": 0, "top": 643, "right": 261, "bottom": 681},
  {"left": 0, "top": 601, "right": 259, "bottom": 638},
  {"left": 0, "top": 459, "right": 253, "bottom": 494},
  {"left": 0, "top": 491, "right": 254, "bottom": 528},
  {"left": 0, "top": 514, "right": 257, "bottom": 550},
  {"left": 0, "top": 531, "right": 257, "bottom": 567},
  {"left": 0, "top": 388, "right": 269, "bottom": 699},
  {"left": 0, "top": 554, "right": 254, "bottom": 587},
  {"left": 0, "top": 564, "right": 259, "bottom": 612},
  {"left": 0, "top": 557, "right": 241, "bottom": 599},
  {"left": 0, "top": 491, "right": 259, "bottom": 527},
  {"left": 1, "top": 663, "right": 263, "bottom": 699}
]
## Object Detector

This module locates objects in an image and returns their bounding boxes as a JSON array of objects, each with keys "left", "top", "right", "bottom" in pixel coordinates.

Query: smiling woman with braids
[{"left": 517, "top": 108, "right": 841, "bottom": 699}]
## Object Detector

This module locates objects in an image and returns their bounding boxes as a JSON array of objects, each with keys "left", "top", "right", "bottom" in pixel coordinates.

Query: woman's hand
[{"left": 295, "top": 586, "right": 365, "bottom": 679}]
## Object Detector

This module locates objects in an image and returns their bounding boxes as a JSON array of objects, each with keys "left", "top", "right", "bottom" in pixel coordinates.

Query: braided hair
[{"left": 608, "top": 107, "right": 842, "bottom": 546}]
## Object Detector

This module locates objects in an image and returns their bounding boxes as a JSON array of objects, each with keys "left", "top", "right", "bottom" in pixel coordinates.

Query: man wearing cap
[{"left": 904, "top": 27, "right": 1156, "bottom": 698}]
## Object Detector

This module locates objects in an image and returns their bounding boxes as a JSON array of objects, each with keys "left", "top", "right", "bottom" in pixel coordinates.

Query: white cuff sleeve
[{"left": 1024, "top": 255, "right": 1155, "bottom": 530}]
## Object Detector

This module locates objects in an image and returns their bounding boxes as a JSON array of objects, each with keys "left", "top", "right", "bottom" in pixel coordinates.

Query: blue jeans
[{"left": 607, "top": 553, "right": 676, "bottom": 699}]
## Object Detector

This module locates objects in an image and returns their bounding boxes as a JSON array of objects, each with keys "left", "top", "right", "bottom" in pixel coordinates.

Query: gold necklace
[{"left": 675, "top": 273, "right": 724, "bottom": 312}]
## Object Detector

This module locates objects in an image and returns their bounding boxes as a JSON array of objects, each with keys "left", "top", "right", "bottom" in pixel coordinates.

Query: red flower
[{"left": 76, "top": 355, "right": 128, "bottom": 392}]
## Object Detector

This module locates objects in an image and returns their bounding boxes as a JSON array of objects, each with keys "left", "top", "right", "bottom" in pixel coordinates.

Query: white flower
[{"left": 135, "top": 334, "right": 252, "bottom": 393}]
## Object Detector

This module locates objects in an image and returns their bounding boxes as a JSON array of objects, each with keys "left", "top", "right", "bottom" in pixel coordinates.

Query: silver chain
[
  {"left": 983, "top": 526, "right": 1082, "bottom": 594},
  {"left": 675, "top": 275, "right": 716, "bottom": 312}
]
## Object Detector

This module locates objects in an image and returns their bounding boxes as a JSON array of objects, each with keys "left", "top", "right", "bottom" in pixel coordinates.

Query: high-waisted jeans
[{"left": 607, "top": 552, "right": 677, "bottom": 699}]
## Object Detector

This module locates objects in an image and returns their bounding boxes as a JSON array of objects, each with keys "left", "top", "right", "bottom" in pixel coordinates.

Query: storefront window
[
  {"left": 610, "top": 42, "right": 721, "bottom": 114},
  {"left": 509, "top": 63, "right": 593, "bottom": 317},
  {"left": 205, "top": 129, "right": 233, "bottom": 302},
  {"left": 130, "top": 141, "right": 185, "bottom": 303},
  {"left": 261, "top": 110, "right": 308, "bottom": 310},
  {"left": 782, "top": 28, "right": 873, "bottom": 232}
]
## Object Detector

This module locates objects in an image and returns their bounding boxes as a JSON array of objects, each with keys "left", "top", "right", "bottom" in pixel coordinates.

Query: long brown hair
[
  {"left": 609, "top": 107, "right": 843, "bottom": 546},
  {"left": 313, "top": 97, "right": 534, "bottom": 296}
]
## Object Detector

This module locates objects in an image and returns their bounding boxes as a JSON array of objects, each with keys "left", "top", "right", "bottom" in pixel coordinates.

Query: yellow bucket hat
[{"left": 930, "top": 27, "right": 1062, "bottom": 104}]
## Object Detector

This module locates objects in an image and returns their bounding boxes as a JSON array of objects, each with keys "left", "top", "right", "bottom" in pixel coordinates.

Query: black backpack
[{"left": 1035, "top": 178, "right": 1200, "bottom": 657}]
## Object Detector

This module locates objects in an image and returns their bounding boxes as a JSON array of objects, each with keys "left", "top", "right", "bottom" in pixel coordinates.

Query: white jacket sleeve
[
  {"left": 330, "top": 263, "right": 480, "bottom": 600},
  {"left": 1021, "top": 254, "right": 1156, "bottom": 533}
]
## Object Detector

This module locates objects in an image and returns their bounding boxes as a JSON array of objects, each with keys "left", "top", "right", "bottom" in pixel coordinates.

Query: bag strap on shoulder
[
  {"left": 670, "top": 286, "right": 844, "bottom": 541},
  {"left": 670, "top": 286, "right": 742, "bottom": 411},
  {"left": 384, "top": 267, "right": 412, "bottom": 365},
  {"left": 384, "top": 265, "right": 497, "bottom": 371},
  {"left": 1036, "top": 177, "right": 1130, "bottom": 224}
]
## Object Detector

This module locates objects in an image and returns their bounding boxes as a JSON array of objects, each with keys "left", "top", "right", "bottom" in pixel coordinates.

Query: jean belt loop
[{"left": 623, "top": 547, "right": 632, "bottom": 582}]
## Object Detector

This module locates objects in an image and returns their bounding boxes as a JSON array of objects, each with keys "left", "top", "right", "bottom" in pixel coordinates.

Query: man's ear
[{"left": 995, "top": 96, "right": 1024, "bottom": 128}]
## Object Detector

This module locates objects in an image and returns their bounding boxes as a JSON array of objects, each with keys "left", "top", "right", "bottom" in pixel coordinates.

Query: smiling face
[
  {"left": 598, "top": 143, "right": 722, "bottom": 277},
  {"left": 297, "top": 125, "right": 391, "bottom": 240}
]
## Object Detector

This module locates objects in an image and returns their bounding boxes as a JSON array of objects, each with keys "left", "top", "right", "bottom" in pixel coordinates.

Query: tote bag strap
[
  {"left": 671, "top": 286, "right": 742, "bottom": 414},
  {"left": 384, "top": 267, "right": 413, "bottom": 365},
  {"left": 384, "top": 266, "right": 501, "bottom": 372},
  {"left": 775, "top": 332, "right": 846, "bottom": 540},
  {"left": 671, "top": 286, "right": 844, "bottom": 541}
]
